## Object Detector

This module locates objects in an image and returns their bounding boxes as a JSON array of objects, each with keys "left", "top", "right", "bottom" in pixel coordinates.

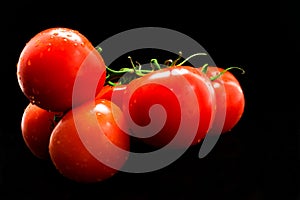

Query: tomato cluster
[
  {"left": 17, "top": 27, "right": 245, "bottom": 183},
  {"left": 17, "top": 27, "right": 128, "bottom": 183}
]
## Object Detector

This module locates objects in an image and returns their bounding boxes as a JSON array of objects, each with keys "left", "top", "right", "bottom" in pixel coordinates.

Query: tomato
[
  {"left": 49, "top": 99, "right": 130, "bottom": 183},
  {"left": 96, "top": 84, "right": 127, "bottom": 109},
  {"left": 122, "top": 65, "right": 216, "bottom": 149},
  {"left": 199, "top": 66, "right": 245, "bottom": 133},
  {"left": 21, "top": 103, "right": 62, "bottom": 160},
  {"left": 17, "top": 27, "right": 106, "bottom": 112}
]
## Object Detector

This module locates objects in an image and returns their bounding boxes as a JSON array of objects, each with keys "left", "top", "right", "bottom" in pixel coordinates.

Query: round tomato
[
  {"left": 21, "top": 103, "right": 62, "bottom": 160},
  {"left": 199, "top": 66, "right": 245, "bottom": 133},
  {"left": 96, "top": 84, "right": 127, "bottom": 109},
  {"left": 17, "top": 27, "right": 106, "bottom": 112},
  {"left": 122, "top": 65, "right": 216, "bottom": 149},
  {"left": 49, "top": 99, "right": 130, "bottom": 183}
]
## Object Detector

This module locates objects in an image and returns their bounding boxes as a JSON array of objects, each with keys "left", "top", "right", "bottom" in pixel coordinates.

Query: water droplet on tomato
[
  {"left": 47, "top": 47, "right": 51, "bottom": 52},
  {"left": 34, "top": 40, "right": 40, "bottom": 47},
  {"left": 80, "top": 42, "right": 85, "bottom": 47},
  {"left": 53, "top": 32, "right": 59, "bottom": 36},
  {"left": 27, "top": 60, "right": 31, "bottom": 66},
  {"left": 74, "top": 43, "right": 78, "bottom": 46},
  {"left": 213, "top": 82, "right": 221, "bottom": 89},
  {"left": 66, "top": 34, "right": 72, "bottom": 37},
  {"left": 63, "top": 38, "right": 67, "bottom": 42}
]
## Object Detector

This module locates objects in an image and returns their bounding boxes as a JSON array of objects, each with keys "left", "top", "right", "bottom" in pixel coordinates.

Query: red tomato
[
  {"left": 49, "top": 99, "right": 130, "bottom": 183},
  {"left": 122, "top": 66, "right": 216, "bottom": 149},
  {"left": 199, "top": 66, "right": 245, "bottom": 133},
  {"left": 17, "top": 27, "right": 106, "bottom": 112},
  {"left": 96, "top": 84, "right": 127, "bottom": 109},
  {"left": 21, "top": 103, "right": 62, "bottom": 160}
]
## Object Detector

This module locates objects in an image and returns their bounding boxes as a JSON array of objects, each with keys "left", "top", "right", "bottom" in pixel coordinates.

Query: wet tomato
[
  {"left": 49, "top": 99, "right": 130, "bottom": 183},
  {"left": 17, "top": 27, "right": 106, "bottom": 112}
]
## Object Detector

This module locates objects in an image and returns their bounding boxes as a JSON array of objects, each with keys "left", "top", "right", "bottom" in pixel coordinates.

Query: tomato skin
[
  {"left": 49, "top": 99, "right": 129, "bottom": 183},
  {"left": 21, "top": 103, "right": 62, "bottom": 160},
  {"left": 122, "top": 66, "right": 216, "bottom": 148},
  {"left": 17, "top": 27, "right": 106, "bottom": 112},
  {"left": 96, "top": 84, "right": 127, "bottom": 109},
  {"left": 199, "top": 67, "right": 245, "bottom": 133}
]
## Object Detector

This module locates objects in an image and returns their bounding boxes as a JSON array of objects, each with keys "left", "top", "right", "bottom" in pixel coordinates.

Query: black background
[{"left": 1, "top": 1, "right": 299, "bottom": 199}]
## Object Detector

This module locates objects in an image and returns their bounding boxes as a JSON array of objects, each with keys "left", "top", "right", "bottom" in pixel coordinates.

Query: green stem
[
  {"left": 106, "top": 66, "right": 133, "bottom": 74},
  {"left": 105, "top": 57, "right": 155, "bottom": 85},
  {"left": 96, "top": 46, "right": 103, "bottom": 54},
  {"left": 164, "top": 59, "right": 173, "bottom": 66},
  {"left": 177, "top": 52, "right": 207, "bottom": 66},
  {"left": 210, "top": 67, "right": 245, "bottom": 81},
  {"left": 150, "top": 59, "right": 161, "bottom": 70},
  {"left": 107, "top": 80, "right": 117, "bottom": 86},
  {"left": 170, "top": 51, "right": 183, "bottom": 66},
  {"left": 200, "top": 63, "right": 209, "bottom": 73}
]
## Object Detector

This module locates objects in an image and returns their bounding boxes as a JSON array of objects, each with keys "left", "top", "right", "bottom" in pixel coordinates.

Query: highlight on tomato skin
[
  {"left": 16, "top": 25, "right": 246, "bottom": 183},
  {"left": 16, "top": 27, "right": 107, "bottom": 113},
  {"left": 121, "top": 65, "right": 216, "bottom": 149},
  {"left": 48, "top": 99, "right": 130, "bottom": 183},
  {"left": 95, "top": 84, "right": 127, "bottom": 110}
]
